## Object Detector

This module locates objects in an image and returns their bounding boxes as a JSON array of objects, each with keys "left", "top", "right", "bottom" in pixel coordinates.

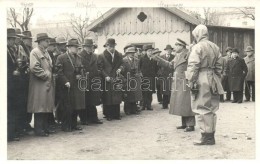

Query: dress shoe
[
  {"left": 92, "top": 119, "right": 103, "bottom": 124},
  {"left": 184, "top": 126, "right": 195, "bottom": 132},
  {"left": 225, "top": 99, "right": 230, "bottom": 101},
  {"left": 114, "top": 116, "right": 122, "bottom": 120},
  {"left": 81, "top": 121, "right": 89, "bottom": 125},
  {"left": 106, "top": 117, "right": 112, "bottom": 121},
  {"left": 147, "top": 108, "right": 153, "bottom": 111},
  {"left": 244, "top": 99, "right": 250, "bottom": 102},
  {"left": 162, "top": 106, "right": 168, "bottom": 109},
  {"left": 232, "top": 100, "right": 238, "bottom": 103},
  {"left": 62, "top": 128, "right": 72, "bottom": 132},
  {"left": 237, "top": 100, "right": 243, "bottom": 103},
  {"left": 35, "top": 132, "right": 49, "bottom": 137},
  {"left": 176, "top": 126, "right": 186, "bottom": 129},
  {"left": 45, "top": 129, "right": 56, "bottom": 134},
  {"left": 72, "top": 127, "right": 82, "bottom": 131},
  {"left": 141, "top": 107, "right": 146, "bottom": 110},
  {"left": 159, "top": 101, "right": 163, "bottom": 104}
]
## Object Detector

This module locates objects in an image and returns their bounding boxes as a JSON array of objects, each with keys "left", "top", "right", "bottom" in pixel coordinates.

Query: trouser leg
[
  {"left": 184, "top": 116, "right": 196, "bottom": 127},
  {"left": 162, "top": 94, "right": 169, "bottom": 108},
  {"left": 245, "top": 81, "right": 250, "bottom": 101},
  {"left": 156, "top": 84, "right": 162, "bottom": 103},
  {"left": 7, "top": 108, "right": 16, "bottom": 140},
  {"left": 130, "top": 102, "right": 137, "bottom": 114},
  {"left": 237, "top": 91, "right": 243, "bottom": 102},
  {"left": 220, "top": 95, "right": 224, "bottom": 102},
  {"left": 197, "top": 112, "right": 217, "bottom": 133},
  {"left": 124, "top": 102, "right": 130, "bottom": 114},
  {"left": 142, "top": 91, "right": 147, "bottom": 108},
  {"left": 34, "top": 113, "right": 45, "bottom": 134},
  {"left": 226, "top": 91, "right": 231, "bottom": 100},
  {"left": 114, "top": 104, "right": 121, "bottom": 119},
  {"left": 48, "top": 112, "right": 56, "bottom": 126},
  {"left": 233, "top": 92, "right": 237, "bottom": 102},
  {"left": 252, "top": 81, "right": 255, "bottom": 101},
  {"left": 147, "top": 92, "right": 153, "bottom": 109},
  {"left": 79, "top": 109, "right": 87, "bottom": 123},
  {"left": 87, "top": 105, "right": 98, "bottom": 122},
  {"left": 71, "top": 110, "right": 78, "bottom": 129},
  {"left": 181, "top": 117, "right": 186, "bottom": 126}
]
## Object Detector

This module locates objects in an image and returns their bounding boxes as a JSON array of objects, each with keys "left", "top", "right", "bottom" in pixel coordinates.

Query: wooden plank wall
[
  {"left": 191, "top": 25, "right": 254, "bottom": 57},
  {"left": 97, "top": 8, "right": 191, "bottom": 36}
]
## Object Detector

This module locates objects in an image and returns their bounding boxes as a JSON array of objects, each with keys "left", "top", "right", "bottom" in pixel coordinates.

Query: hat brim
[
  {"left": 164, "top": 48, "right": 173, "bottom": 50},
  {"left": 66, "top": 44, "right": 80, "bottom": 47},
  {"left": 245, "top": 49, "right": 254, "bottom": 52},
  {"left": 83, "top": 44, "right": 94, "bottom": 47},
  {"left": 103, "top": 43, "right": 117, "bottom": 47},
  {"left": 125, "top": 51, "right": 136, "bottom": 54},
  {"left": 34, "top": 37, "right": 52, "bottom": 42},
  {"left": 153, "top": 51, "right": 162, "bottom": 54}
]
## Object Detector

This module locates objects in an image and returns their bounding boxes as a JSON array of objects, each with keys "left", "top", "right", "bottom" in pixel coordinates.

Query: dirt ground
[{"left": 7, "top": 95, "right": 255, "bottom": 160}]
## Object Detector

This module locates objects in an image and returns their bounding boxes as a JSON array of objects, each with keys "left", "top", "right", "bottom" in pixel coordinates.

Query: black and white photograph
[{"left": 0, "top": 0, "right": 258, "bottom": 161}]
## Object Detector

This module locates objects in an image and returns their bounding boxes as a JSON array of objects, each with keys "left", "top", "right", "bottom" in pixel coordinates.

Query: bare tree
[
  {"left": 202, "top": 8, "right": 221, "bottom": 25},
  {"left": 70, "top": 12, "right": 90, "bottom": 44},
  {"left": 235, "top": 7, "right": 255, "bottom": 20},
  {"left": 7, "top": 5, "right": 34, "bottom": 31}
]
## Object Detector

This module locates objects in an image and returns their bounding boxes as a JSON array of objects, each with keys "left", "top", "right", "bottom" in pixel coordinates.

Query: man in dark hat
[
  {"left": 46, "top": 38, "right": 59, "bottom": 130},
  {"left": 56, "top": 37, "right": 67, "bottom": 55},
  {"left": 79, "top": 38, "right": 103, "bottom": 125},
  {"left": 139, "top": 45, "right": 159, "bottom": 111},
  {"left": 226, "top": 48, "right": 248, "bottom": 103},
  {"left": 7, "top": 28, "right": 20, "bottom": 141},
  {"left": 97, "top": 38, "right": 124, "bottom": 121},
  {"left": 22, "top": 30, "right": 33, "bottom": 58},
  {"left": 157, "top": 44, "right": 175, "bottom": 109},
  {"left": 11, "top": 28, "right": 31, "bottom": 137},
  {"left": 27, "top": 33, "right": 55, "bottom": 137},
  {"left": 56, "top": 39, "right": 85, "bottom": 131},
  {"left": 221, "top": 47, "right": 233, "bottom": 102},
  {"left": 122, "top": 46, "right": 142, "bottom": 115},
  {"left": 244, "top": 46, "right": 255, "bottom": 102}
]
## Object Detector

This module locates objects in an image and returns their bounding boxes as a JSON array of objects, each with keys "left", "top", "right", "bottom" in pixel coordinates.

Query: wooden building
[{"left": 87, "top": 7, "right": 254, "bottom": 56}]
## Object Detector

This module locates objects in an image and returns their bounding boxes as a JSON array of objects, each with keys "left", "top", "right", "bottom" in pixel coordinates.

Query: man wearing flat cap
[
  {"left": 78, "top": 38, "right": 103, "bottom": 125},
  {"left": 225, "top": 48, "right": 248, "bottom": 103},
  {"left": 121, "top": 46, "right": 142, "bottom": 115},
  {"left": 27, "top": 33, "right": 55, "bottom": 137},
  {"left": 56, "top": 39, "right": 85, "bottom": 131},
  {"left": 152, "top": 39, "right": 195, "bottom": 132},
  {"left": 244, "top": 46, "right": 255, "bottom": 102},
  {"left": 139, "top": 45, "right": 159, "bottom": 111},
  {"left": 7, "top": 28, "right": 20, "bottom": 141},
  {"left": 97, "top": 38, "right": 124, "bottom": 121}
]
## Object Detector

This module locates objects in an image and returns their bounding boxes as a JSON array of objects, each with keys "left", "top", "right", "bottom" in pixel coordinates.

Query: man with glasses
[{"left": 27, "top": 33, "right": 55, "bottom": 137}]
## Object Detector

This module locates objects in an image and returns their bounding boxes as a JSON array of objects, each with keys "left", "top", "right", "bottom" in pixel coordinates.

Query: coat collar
[
  {"left": 244, "top": 56, "right": 255, "bottom": 63},
  {"left": 174, "top": 49, "right": 188, "bottom": 69}
]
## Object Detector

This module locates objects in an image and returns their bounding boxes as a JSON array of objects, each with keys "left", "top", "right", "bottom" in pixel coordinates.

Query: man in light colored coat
[
  {"left": 244, "top": 46, "right": 255, "bottom": 102},
  {"left": 27, "top": 33, "right": 55, "bottom": 137},
  {"left": 186, "top": 24, "right": 224, "bottom": 145}
]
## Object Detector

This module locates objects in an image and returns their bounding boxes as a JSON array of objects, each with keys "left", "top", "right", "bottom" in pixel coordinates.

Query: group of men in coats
[{"left": 7, "top": 24, "right": 254, "bottom": 146}]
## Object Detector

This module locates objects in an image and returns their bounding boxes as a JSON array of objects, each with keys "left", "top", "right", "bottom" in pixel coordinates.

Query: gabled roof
[{"left": 87, "top": 7, "right": 200, "bottom": 32}]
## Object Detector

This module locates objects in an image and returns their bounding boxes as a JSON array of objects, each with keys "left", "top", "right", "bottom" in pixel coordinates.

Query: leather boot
[{"left": 193, "top": 133, "right": 215, "bottom": 145}]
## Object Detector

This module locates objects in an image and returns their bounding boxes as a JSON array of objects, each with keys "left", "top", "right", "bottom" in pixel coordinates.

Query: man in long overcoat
[
  {"left": 186, "top": 24, "right": 224, "bottom": 145},
  {"left": 122, "top": 46, "right": 143, "bottom": 115},
  {"left": 27, "top": 33, "right": 55, "bottom": 137},
  {"left": 7, "top": 28, "right": 21, "bottom": 141},
  {"left": 56, "top": 39, "right": 85, "bottom": 131},
  {"left": 97, "top": 38, "right": 124, "bottom": 121},
  {"left": 153, "top": 39, "right": 196, "bottom": 132},
  {"left": 79, "top": 38, "right": 103, "bottom": 124},
  {"left": 225, "top": 48, "right": 248, "bottom": 103},
  {"left": 157, "top": 44, "right": 175, "bottom": 109},
  {"left": 139, "top": 45, "right": 159, "bottom": 111},
  {"left": 244, "top": 46, "right": 255, "bottom": 102}
]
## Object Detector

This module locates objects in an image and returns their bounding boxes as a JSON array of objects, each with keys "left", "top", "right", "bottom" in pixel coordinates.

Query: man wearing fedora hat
[
  {"left": 139, "top": 45, "right": 159, "bottom": 111},
  {"left": 27, "top": 33, "right": 55, "bottom": 137},
  {"left": 157, "top": 44, "right": 175, "bottom": 109},
  {"left": 78, "top": 38, "right": 103, "bottom": 125},
  {"left": 244, "top": 46, "right": 255, "bottom": 102},
  {"left": 221, "top": 47, "right": 233, "bottom": 102},
  {"left": 56, "top": 38, "right": 85, "bottom": 131},
  {"left": 7, "top": 28, "right": 20, "bottom": 141},
  {"left": 56, "top": 37, "right": 67, "bottom": 55},
  {"left": 22, "top": 30, "right": 33, "bottom": 59},
  {"left": 226, "top": 48, "right": 248, "bottom": 103},
  {"left": 122, "top": 46, "right": 143, "bottom": 115},
  {"left": 97, "top": 38, "right": 124, "bottom": 121}
]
